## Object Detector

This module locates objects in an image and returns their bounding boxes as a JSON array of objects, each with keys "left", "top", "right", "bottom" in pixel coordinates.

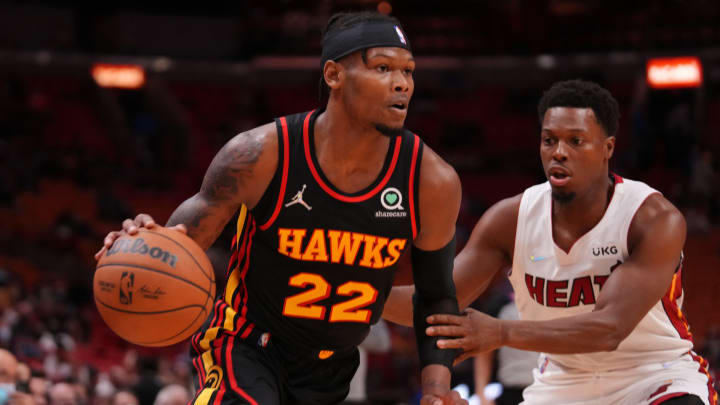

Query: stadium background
[{"left": 0, "top": 0, "right": 719, "bottom": 404}]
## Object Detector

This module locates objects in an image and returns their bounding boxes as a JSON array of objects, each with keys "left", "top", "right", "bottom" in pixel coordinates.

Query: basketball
[{"left": 93, "top": 226, "right": 216, "bottom": 347}]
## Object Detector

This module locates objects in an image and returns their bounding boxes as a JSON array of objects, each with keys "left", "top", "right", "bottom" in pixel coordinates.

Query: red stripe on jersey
[
  {"left": 207, "top": 300, "right": 224, "bottom": 334},
  {"left": 303, "top": 110, "right": 402, "bottom": 203},
  {"left": 192, "top": 357, "right": 204, "bottom": 397},
  {"left": 235, "top": 218, "right": 252, "bottom": 276},
  {"left": 408, "top": 134, "right": 420, "bottom": 239},
  {"left": 689, "top": 351, "right": 718, "bottom": 405},
  {"left": 661, "top": 268, "right": 717, "bottom": 404},
  {"left": 225, "top": 250, "right": 238, "bottom": 280},
  {"left": 649, "top": 392, "right": 687, "bottom": 405},
  {"left": 259, "top": 117, "right": 290, "bottom": 231},
  {"left": 239, "top": 222, "right": 257, "bottom": 320},
  {"left": 240, "top": 323, "right": 254, "bottom": 339},
  {"left": 612, "top": 173, "right": 624, "bottom": 183},
  {"left": 212, "top": 381, "right": 226, "bottom": 405},
  {"left": 191, "top": 329, "right": 202, "bottom": 356},
  {"left": 225, "top": 336, "right": 259, "bottom": 405},
  {"left": 210, "top": 304, "right": 229, "bottom": 346},
  {"left": 233, "top": 220, "right": 254, "bottom": 311},
  {"left": 660, "top": 268, "right": 693, "bottom": 342},
  {"left": 229, "top": 217, "right": 253, "bottom": 316}
]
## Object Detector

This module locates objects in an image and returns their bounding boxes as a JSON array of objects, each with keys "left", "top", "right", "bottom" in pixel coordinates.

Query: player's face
[
  {"left": 540, "top": 107, "right": 615, "bottom": 203},
  {"left": 342, "top": 47, "right": 415, "bottom": 135}
]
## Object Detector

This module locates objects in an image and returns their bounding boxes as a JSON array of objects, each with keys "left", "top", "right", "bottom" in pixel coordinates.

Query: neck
[
  {"left": 312, "top": 100, "right": 392, "bottom": 193},
  {"left": 552, "top": 173, "right": 614, "bottom": 234}
]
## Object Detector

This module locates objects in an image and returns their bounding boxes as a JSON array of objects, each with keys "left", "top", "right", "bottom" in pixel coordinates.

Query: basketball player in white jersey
[{"left": 383, "top": 80, "right": 716, "bottom": 404}]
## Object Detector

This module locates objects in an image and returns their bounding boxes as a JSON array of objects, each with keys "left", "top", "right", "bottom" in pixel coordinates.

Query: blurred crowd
[{"left": 1, "top": 66, "right": 719, "bottom": 404}]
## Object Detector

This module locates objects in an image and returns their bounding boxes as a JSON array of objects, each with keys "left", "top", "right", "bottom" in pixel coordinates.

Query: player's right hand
[
  {"left": 93, "top": 214, "right": 187, "bottom": 261},
  {"left": 9, "top": 391, "right": 36, "bottom": 405},
  {"left": 421, "top": 390, "right": 468, "bottom": 405}
]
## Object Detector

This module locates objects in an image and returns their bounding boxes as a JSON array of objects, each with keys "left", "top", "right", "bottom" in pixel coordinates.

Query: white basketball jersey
[{"left": 509, "top": 175, "right": 694, "bottom": 372}]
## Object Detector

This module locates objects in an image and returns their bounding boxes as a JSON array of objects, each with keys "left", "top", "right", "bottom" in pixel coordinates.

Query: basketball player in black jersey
[{"left": 96, "top": 11, "right": 466, "bottom": 405}]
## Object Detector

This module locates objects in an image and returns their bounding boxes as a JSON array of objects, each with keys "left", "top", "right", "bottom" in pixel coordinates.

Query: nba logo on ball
[
  {"left": 119, "top": 272, "right": 134, "bottom": 305},
  {"left": 394, "top": 26, "right": 406, "bottom": 44}
]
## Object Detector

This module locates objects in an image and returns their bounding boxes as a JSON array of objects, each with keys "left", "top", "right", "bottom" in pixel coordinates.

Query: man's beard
[
  {"left": 374, "top": 123, "right": 405, "bottom": 138},
  {"left": 552, "top": 190, "right": 576, "bottom": 204}
]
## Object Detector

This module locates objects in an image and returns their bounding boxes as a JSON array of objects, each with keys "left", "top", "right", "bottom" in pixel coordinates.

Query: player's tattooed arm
[
  {"left": 94, "top": 123, "right": 277, "bottom": 260},
  {"left": 167, "top": 122, "right": 278, "bottom": 250}
]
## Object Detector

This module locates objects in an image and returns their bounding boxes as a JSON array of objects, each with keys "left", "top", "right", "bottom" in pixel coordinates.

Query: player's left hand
[
  {"left": 9, "top": 391, "right": 36, "bottom": 405},
  {"left": 426, "top": 308, "right": 503, "bottom": 366},
  {"left": 420, "top": 389, "right": 468, "bottom": 405}
]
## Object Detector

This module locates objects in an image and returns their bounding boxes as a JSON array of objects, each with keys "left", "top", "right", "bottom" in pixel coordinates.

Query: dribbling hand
[
  {"left": 93, "top": 213, "right": 187, "bottom": 260},
  {"left": 421, "top": 389, "right": 468, "bottom": 405}
]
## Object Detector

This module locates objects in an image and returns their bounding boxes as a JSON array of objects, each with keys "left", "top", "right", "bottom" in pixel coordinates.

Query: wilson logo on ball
[{"left": 107, "top": 238, "right": 178, "bottom": 267}]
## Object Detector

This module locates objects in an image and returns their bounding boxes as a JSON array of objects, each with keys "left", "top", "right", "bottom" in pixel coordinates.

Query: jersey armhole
[
  {"left": 509, "top": 190, "right": 530, "bottom": 279},
  {"left": 409, "top": 134, "right": 423, "bottom": 240},
  {"left": 254, "top": 117, "right": 290, "bottom": 230},
  {"left": 622, "top": 190, "right": 661, "bottom": 257}
]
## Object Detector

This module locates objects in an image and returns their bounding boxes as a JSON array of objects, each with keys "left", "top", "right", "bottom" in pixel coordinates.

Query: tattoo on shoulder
[{"left": 202, "top": 131, "right": 264, "bottom": 202}]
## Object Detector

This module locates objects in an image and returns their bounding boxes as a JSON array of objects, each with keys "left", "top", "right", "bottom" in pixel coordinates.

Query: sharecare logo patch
[{"left": 376, "top": 187, "right": 407, "bottom": 218}]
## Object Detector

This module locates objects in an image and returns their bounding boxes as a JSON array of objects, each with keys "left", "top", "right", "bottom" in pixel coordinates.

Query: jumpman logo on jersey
[{"left": 285, "top": 184, "right": 312, "bottom": 211}]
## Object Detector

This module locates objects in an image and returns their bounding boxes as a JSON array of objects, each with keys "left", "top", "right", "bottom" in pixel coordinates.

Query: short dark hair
[{"left": 537, "top": 79, "right": 620, "bottom": 137}]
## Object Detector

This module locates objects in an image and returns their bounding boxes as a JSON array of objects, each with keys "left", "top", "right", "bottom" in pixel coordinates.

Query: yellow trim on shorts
[{"left": 192, "top": 349, "right": 217, "bottom": 405}]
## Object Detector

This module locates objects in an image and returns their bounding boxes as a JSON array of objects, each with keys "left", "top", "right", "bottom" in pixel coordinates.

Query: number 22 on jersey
[{"left": 282, "top": 273, "right": 378, "bottom": 323}]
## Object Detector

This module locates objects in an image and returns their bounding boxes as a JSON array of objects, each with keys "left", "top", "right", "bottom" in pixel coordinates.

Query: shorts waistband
[{"left": 240, "top": 324, "right": 356, "bottom": 361}]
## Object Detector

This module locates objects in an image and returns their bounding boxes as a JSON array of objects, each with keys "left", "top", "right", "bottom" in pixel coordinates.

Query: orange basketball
[{"left": 93, "top": 226, "right": 216, "bottom": 347}]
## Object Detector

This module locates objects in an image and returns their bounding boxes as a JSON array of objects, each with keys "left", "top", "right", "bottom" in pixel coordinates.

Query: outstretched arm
[
  {"left": 429, "top": 194, "right": 686, "bottom": 363},
  {"left": 382, "top": 194, "right": 520, "bottom": 326}
]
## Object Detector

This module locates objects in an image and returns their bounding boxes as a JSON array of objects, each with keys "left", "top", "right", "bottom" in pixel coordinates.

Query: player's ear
[
  {"left": 323, "top": 60, "right": 344, "bottom": 90},
  {"left": 604, "top": 136, "right": 615, "bottom": 160}
]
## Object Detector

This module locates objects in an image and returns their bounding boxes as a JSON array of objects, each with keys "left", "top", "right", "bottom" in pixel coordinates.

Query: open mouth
[
  {"left": 390, "top": 103, "right": 407, "bottom": 111},
  {"left": 548, "top": 166, "right": 571, "bottom": 186}
]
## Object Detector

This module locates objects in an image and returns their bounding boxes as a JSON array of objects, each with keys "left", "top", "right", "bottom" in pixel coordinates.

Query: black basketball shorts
[{"left": 189, "top": 328, "right": 360, "bottom": 405}]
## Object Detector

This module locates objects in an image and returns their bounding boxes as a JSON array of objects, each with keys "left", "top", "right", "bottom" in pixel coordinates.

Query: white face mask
[{"left": 0, "top": 383, "right": 15, "bottom": 405}]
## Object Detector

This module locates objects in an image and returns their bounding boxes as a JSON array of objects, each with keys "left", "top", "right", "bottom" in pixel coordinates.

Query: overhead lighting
[
  {"left": 377, "top": 1, "right": 392, "bottom": 15},
  {"left": 91, "top": 63, "right": 145, "bottom": 89},
  {"left": 647, "top": 57, "right": 702, "bottom": 89}
]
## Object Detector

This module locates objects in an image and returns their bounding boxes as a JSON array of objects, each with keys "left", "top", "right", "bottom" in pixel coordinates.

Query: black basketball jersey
[{"left": 193, "top": 108, "right": 423, "bottom": 355}]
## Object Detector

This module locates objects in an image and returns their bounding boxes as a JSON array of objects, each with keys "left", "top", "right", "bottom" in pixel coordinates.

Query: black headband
[{"left": 321, "top": 21, "right": 411, "bottom": 66}]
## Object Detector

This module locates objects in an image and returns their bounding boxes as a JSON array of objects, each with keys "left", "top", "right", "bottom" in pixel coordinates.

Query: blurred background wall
[{"left": 0, "top": 1, "right": 719, "bottom": 404}]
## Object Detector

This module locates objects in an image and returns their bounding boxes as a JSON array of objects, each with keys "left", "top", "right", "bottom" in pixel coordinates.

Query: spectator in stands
[
  {"left": 28, "top": 370, "right": 49, "bottom": 405},
  {"left": 152, "top": 385, "right": 189, "bottom": 405},
  {"left": 0, "top": 349, "right": 33, "bottom": 405},
  {"left": 47, "top": 383, "right": 76, "bottom": 405},
  {"left": 0, "top": 349, "right": 17, "bottom": 403},
  {"left": 112, "top": 390, "right": 139, "bottom": 405},
  {"left": 687, "top": 148, "right": 718, "bottom": 232},
  {"left": 0, "top": 270, "right": 20, "bottom": 350}
]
